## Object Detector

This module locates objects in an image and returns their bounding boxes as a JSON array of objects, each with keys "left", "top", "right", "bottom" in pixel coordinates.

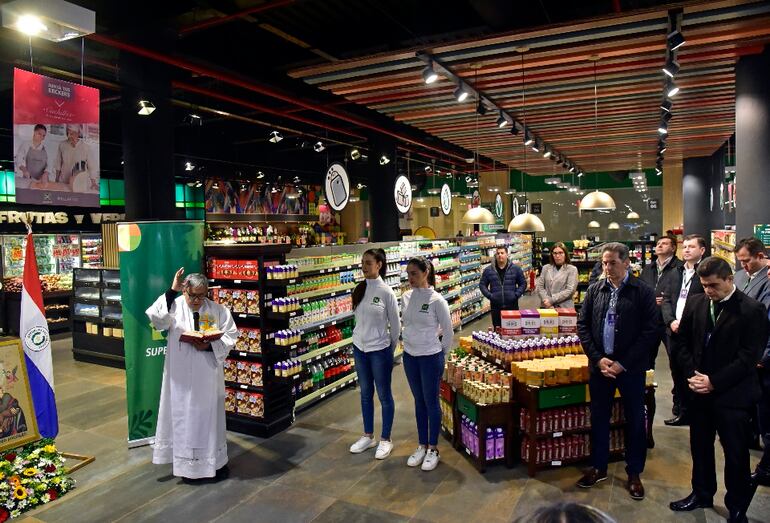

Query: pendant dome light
[
  {"left": 462, "top": 206, "right": 496, "bottom": 224},
  {"left": 626, "top": 210, "right": 640, "bottom": 219},
  {"left": 608, "top": 221, "right": 620, "bottom": 230},
  {"left": 587, "top": 220, "right": 601, "bottom": 229},
  {"left": 580, "top": 57, "right": 616, "bottom": 212},
  {"left": 508, "top": 49, "right": 545, "bottom": 233}
]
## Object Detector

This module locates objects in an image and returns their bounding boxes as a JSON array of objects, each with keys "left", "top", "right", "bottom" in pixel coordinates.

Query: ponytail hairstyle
[
  {"left": 352, "top": 248, "right": 387, "bottom": 309},
  {"left": 407, "top": 256, "right": 436, "bottom": 288}
]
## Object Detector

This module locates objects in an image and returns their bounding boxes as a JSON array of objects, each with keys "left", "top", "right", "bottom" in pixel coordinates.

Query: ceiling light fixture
[
  {"left": 531, "top": 140, "right": 540, "bottom": 153},
  {"left": 269, "top": 130, "right": 283, "bottom": 143},
  {"left": 627, "top": 211, "right": 640, "bottom": 219},
  {"left": 462, "top": 207, "right": 496, "bottom": 224},
  {"left": 350, "top": 148, "right": 361, "bottom": 160},
  {"left": 658, "top": 121, "right": 668, "bottom": 135},
  {"left": 543, "top": 149, "right": 552, "bottom": 159},
  {"left": 422, "top": 61, "right": 438, "bottom": 84},
  {"left": 608, "top": 221, "right": 620, "bottom": 230},
  {"left": 523, "top": 130, "right": 534, "bottom": 147},
  {"left": 476, "top": 99, "right": 487, "bottom": 116},
  {"left": 454, "top": 84, "right": 469, "bottom": 102},
  {"left": 184, "top": 161, "right": 195, "bottom": 171},
  {"left": 137, "top": 100, "right": 156, "bottom": 116},
  {"left": 587, "top": 220, "right": 601, "bottom": 229},
  {"left": 256, "top": 171, "right": 265, "bottom": 179},
  {"left": 379, "top": 155, "right": 390, "bottom": 165},
  {"left": 544, "top": 177, "right": 560, "bottom": 185},
  {"left": 667, "top": 29, "right": 686, "bottom": 51},
  {"left": 313, "top": 141, "right": 325, "bottom": 152},
  {"left": 666, "top": 80, "right": 680, "bottom": 98},
  {"left": 663, "top": 58, "right": 680, "bottom": 78},
  {"left": 496, "top": 112, "right": 508, "bottom": 128},
  {"left": 2, "top": 0, "right": 95, "bottom": 41}
]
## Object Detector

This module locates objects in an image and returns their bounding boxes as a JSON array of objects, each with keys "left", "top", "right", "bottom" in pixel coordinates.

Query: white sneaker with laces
[
  {"left": 407, "top": 445, "right": 427, "bottom": 467},
  {"left": 375, "top": 440, "right": 393, "bottom": 460},
  {"left": 421, "top": 449, "right": 440, "bottom": 471},
  {"left": 349, "top": 436, "right": 377, "bottom": 454}
]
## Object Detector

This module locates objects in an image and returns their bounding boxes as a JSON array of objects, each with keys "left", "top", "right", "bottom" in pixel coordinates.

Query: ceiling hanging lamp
[
  {"left": 627, "top": 211, "right": 640, "bottom": 219},
  {"left": 462, "top": 79, "right": 496, "bottom": 226},
  {"left": 608, "top": 221, "right": 620, "bottom": 230},
  {"left": 580, "top": 57, "right": 616, "bottom": 212},
  {"left": 508, "top": 49, "right": 545, "bottom": 233},
  {"left": 587, "top": 220, "right": 601, "bottom": 229}
]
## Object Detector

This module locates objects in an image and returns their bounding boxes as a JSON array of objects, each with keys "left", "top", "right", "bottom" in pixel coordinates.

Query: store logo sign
[
  {"left": 324, "top": 163, "right": 350, "bottom": 212},
  {"left": 394, "top": 175, "right": 412, "bottom": 214},
  {"left": 440, "top": 183, "right": 452, "bottom": 215}
]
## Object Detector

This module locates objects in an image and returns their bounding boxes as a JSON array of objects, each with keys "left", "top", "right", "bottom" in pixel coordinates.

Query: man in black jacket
[
  {"left": 479, "top": 246, "right": 527, "bottom": 328},
  {"left": 669, "top": 257, "right": 769, "bottom": 523},
  {"left": 576, "top": 242, "right": 662, "bottom": 500},
  {"left": 661, "top": 234, "right": 706, "bottom": 425}
]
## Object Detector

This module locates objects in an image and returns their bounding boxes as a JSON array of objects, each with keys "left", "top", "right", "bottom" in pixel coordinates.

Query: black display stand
[
  {"left": 3, "top": 290, "right": 73, "bottom": 336},
  {"left": 71, "top": 268, "right": 125, "bottom": 368}
]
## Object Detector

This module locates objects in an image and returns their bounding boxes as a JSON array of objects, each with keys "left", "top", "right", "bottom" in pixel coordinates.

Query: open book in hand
[{"left": 180, "top": 329, "right": 224, "bottom": 344}]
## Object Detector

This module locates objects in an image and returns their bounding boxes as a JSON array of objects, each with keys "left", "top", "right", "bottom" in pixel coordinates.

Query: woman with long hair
[
  {"left": 349, "top": 249, "right": 401, "bottom": 460},
  {"left": 401, "top": 256, "right": 453, "bottom": 471},
  {"left": 535, "top": 242, "right": 579, "bottom": 308}
]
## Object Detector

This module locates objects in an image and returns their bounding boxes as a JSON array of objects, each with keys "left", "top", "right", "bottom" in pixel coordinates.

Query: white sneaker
[
  {"left": 375, "top": 440, "right": 393, "bottom": 460},
  {"left": 421, "top": 449, "right": 440, "bottom": 471},
  {"left": 349, "top": 436, "right": 377, "bottom": 454},
  {"left": 407, "top": 445, "right": 427, "bottom": 467}
]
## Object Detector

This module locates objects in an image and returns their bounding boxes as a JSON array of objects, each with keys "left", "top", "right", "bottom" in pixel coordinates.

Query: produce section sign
[
  {"left": 119, "top": 221, "right": 204, "bottom": 446},
  {"left": 13, "top": 68, "right": 100, "bottom": 207}
]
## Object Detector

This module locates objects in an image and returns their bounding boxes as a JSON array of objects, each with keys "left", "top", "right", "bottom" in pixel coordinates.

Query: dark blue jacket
[
  {"left": 479, "top": 262, "right": 527, "bottom": 310},
  {"left": 577, "top": 274, "right": 662, "bottom": 374}
]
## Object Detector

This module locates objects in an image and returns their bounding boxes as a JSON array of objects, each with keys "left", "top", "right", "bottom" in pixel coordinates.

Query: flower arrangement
[{"left": 0, "top": 439, "right": 74, "bottom": 520}]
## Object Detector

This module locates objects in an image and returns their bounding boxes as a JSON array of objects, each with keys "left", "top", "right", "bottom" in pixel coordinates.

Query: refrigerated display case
[
  {"left": 81, "top": 234, "right": 103, "bottom": 268},
  {"left": 71, "top": 268, "right": 124, "bottom": 367}
]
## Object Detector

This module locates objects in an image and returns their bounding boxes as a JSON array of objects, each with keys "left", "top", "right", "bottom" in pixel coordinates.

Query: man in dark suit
[
  {"left": 669, "top": 257, "right": 769, "bottom": 523},
  {"left": 733, "top": 237, "right": 770, "bottom": 306},
  {"left": 661, "top": 234, "right": 706, "bottom": 425},
  {"left": 576, "top": 242, "right": 662, "bottom": 500}
]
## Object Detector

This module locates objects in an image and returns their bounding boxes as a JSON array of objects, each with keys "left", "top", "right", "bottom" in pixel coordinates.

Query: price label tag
[
  {"left": 234, "top": 279, "right": 242, "bottom": 284},
  {"left": 331, "top": 387, "right": 337, "bottom": 393},
  {"left": 290, "top": 344, "right": 297, "bottom": 350},
  {"left": 239, "top": 385, "right": 248, "bottom": 390},
  {"left": 319, "top": 324, "right": 325, "bottom": 330},
  {"left": 465, "top": 448, "right": 471, "bottom": 455},
  {"left": 551, "top": 460, "right": 562, "bottom": 466},
  {"left": 481, "top": 352, "right": 488, "bottom": 358},
  {"left": 239, "top": 352, "right": 247, "bottom": 357},
  {"left": 239, "top": 314, "right": 247, "bottom": 318},
  {"left": 553, "top": 431, "right": 563, "bottom": 438},
  {"left": 289, "top": 279, "right": 296, "bottom": 284},
  {"left": 320, "top": 393, "right": 326, "bottom": 399},
  {"left": 495, "top": 359, "right": 501, "bottom": 365}
]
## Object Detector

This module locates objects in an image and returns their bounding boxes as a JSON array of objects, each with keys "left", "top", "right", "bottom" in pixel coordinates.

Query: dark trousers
[
  {"left": 667, "top": 332, "right": 689, "bottom": 416},
  {"left": 690, "top": 398, "right": 753, "bottom": 513},
  {"left": 758, "top": 369, "right": 770, "bottom": 472},
  {"left": 589, "top": 369, "right": 647, "bottom": 475}
]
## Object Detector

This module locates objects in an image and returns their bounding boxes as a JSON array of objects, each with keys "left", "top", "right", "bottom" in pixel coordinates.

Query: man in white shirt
[{"left": 662, "top": 234, "right": 706, "bottom": 426}]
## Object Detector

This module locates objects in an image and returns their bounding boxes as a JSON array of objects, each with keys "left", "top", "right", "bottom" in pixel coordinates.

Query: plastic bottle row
[
  {"left": 266, "top": 264, "right": 299, "bottom": 280},
  {"left": 519, "top": 402, "right": 625, "bottom": 435},
  {"left": 520, "top": 429, "right": 626, "bottom": 465},
  {"left": 289, "top": 295, "right": 352, "bottom": 328},
  {"left": 288, "top": 270, "right": 358, "bottom": 295},
  {"left": 459, "top": 416, "right": 506, "bottom": 462},
  {"left": 291, "top": 352, "right": 355, "bottom": 399}
]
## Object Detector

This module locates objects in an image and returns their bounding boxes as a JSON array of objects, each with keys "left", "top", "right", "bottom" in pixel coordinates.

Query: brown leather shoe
[
  {"left": 576, "top": 468, "right": 608, "bottom": 488},
  {"left": 628, "top": 474, "right": 645, "bottom": 500}
]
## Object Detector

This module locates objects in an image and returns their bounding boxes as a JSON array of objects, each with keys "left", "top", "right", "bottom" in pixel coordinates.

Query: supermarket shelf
[
  {"left": 209, "top": 278, "right": 261, "bottom": 286},
  {"left": 266, "top": 340, "right": 307, "bottom": 352},
  {"left": 712, "top": 239, "right": 735, "bottom": 252},
  {"left": 449, "top": 302, "right": 463, "bottom": 313},
  {"left": 461, "top": 309, "right": 488, "bottom": 326},
  {"left": 293, "top": 311, "right": 355, "bottom": 336},
  {"left": 460, "top": 273, "right": 480, "bottom": 284},
  {"left": 386, "top": 269, "right": 402, "bottom": 277},
  {"left": 229, "top": 350, "right": 263, "bottom": 360},
  {"left": 459, "top": 254, "right": 481, "bottom": 263},
  {"left": 73, "top": 314, "right": 101, "bottom": 322},
  {"left": 443, "top": 290, "right": 461, "bottom": 301},
  {"left": 461, "top": 283, "right": 480, "bottom": 294},
  {"left": 264, "top": 277, "right": 302, "bottom": 287},
  {"left": 435, "top": 262, "right": 461, "bottom": 274},
  {"left": 225, "top": 381, "right": 263, "bottom": 393},
  {"left": 461, "top": 261, "right": 481, "bottom": 272},
  {"left": 522, "top": 422, "right": 625, "bottom": 441},
  {"left": 435, "top": 278, "right": 461, "bottom": 291},
  {"left": 460, "top": 296, "right": 484, "bottom": 309},
  {"left": 522, "top": 450, "right": 625, "bottom": 471},
  {"left": 288, "top": 283, "right": 357, "bottom": 303},
  {"left": 296, "top": 262, "right": 357, "bottom": 277},
  {"left": 266, "top": 310, "right": 304, "bottom": 321},
  {"left": 74, "top": 297, "right": 101, "bottom": 305},
  {"left": 298, "top": 338, "right": 354, "bottom": 363},
  {"left": 232, "top": 312, "right": 261, "bottom": 321},
  {"left": 295, "top": 374, "right": 358, "bottom": 409}
]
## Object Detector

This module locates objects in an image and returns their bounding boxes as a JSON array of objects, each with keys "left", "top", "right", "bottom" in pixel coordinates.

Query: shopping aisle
[{"left": 23, "top": 306, "right": 770, "bottom": 523}]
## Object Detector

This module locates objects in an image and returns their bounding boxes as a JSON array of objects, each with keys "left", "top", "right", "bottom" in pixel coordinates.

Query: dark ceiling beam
[{"left": 178, "top": 0, "right": 296, "bottom": 36}]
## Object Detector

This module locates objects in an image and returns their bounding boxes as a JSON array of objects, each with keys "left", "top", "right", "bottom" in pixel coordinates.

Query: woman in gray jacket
[{"left": 536, "top": 242, "right": 579, "bottom": 308}]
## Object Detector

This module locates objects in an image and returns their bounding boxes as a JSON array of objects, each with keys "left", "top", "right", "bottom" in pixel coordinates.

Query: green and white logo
[
  {"left": 420, "top": 303, "right": 430, "bottom": 313},
  {"left": 373, "top": 296, "right": 381, "bottom": 304},
  {"left": 25, "top": 326, "right": 50, "bottom": 353}
]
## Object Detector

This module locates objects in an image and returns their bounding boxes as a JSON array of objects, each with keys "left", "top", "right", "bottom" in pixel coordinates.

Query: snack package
[
  {"left": 250, "top": 362, "right": 263, "bottom": 387},
  {"left": 223, "top": 359, "right": 236, "bottom": 382},
  {"left": 235, "top": 329, "right": 249, "bottom": 352},
  {"left": 249, "top": 393, "right": 264, "bottom": 418},
  {"left": 224, "top": 388, "right": 236, "bottom": 412},
  {"left": 236, "top": 391, "right": 249, "bottom": 414},
  {"left": 232, "top": 290, "right": 246, "bottom": 313},
  {"left": 246, "top": 291, "right": 259, "bottom": 314},
  {"left": 236, "top": 360, "right": 249, "bottom": 384}
]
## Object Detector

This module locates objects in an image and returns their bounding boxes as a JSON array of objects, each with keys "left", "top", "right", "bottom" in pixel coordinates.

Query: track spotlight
[
  {"left": 137, "top": 100, "right": 156, "bottom": 116},
  {"left": 496, "top": 112, "right": 508, "bottom": 128},
  {"left": 476, "top": 100, "right": 487, "bottom": 116},
  {"left": 531, "top": 140, "right": 540, "bottom": 153},
  {"left": 424, "top": 165, "right": 432, "bottom": 173},
  {"left": 659, "top": 144, "right": 667, "bottom": 154},
  {"left": 523, "top": 130, "right": 534, "bottom": 147},
  {"left": 269, "top": 130, "right": 283, "bottom": 143},
  {"left": 184, "top": 161, "right": 195, "bottom": 171},
  {"left": 542, "top": 148, "right": 552, "bottom": 159},
  {"left": 569, "top": 165, "right": 576, "bottom": 173},
  {"left": 658, "top": 121, "right": 668, "bottom": 135},
  {"left": 510, "top": 125, "right": 520, "bottom": 136},
  {"left": 454, "top": 84, "right": 470, "bottom": 102},
  {"left": 379, "top": 155, "right": 390, "bottom": 165},
  {"left": 661, "top": 99, "right": 672, "bottom": 113},
  {"left": 313, "top": 141, "right": 325, "bottom": 152},
  {"left": 256, "top": 171, "right": 265, "bottom": 179},
  {"left": 666, "top": 81, "right": 680, "bottom": 98},
  {"left": 422, "top": 61, "right": 438, "bottom": 84},
  {"left": 350, "top": 148, "right": 361, "bottom": 160},
  {"left": 655, "top": 167, "right": 662, "bottom": 175},
  {"left": 667, "top": 29, "right": 686, "bottom": 51},
  {"left": 577, "top": 171, "right": 584, "bottom": 178},
  {"left": 663, "top": 58, "right": 680, "bottom": 78}
]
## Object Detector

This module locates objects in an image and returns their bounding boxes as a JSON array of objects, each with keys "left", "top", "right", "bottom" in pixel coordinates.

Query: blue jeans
[
  {"left": 403, "top": 351, "right": 445, "bottom": 446},
  {"left": 589, "top": 368, "right": 647, "bottom": 475},
  {"left": 353, "top": 345, "right": 394, "bottom": 439}
]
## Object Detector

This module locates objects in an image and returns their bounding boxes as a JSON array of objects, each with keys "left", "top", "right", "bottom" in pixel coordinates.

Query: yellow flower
[
  {"left": 9, "top": 475, "right": 21, "bottom": 487},
  {"left": 43, "top": 445, "right": 56, "bottom": 453},
  {"left": 0, "top": 472, "right": 4, "bottom": 480},
  {"left": 23, "top": 467, "right": 37, "bottom": 477},
  {"left": 52, "top": 477, "right": 61, "bottom": 484},
  {"left": 13, "top": 486, "right": 27, "bottom": 499}
]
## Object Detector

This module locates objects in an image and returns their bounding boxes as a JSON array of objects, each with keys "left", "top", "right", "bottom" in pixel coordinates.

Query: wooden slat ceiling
[{"left": 289, "top": 0, "right": 770, "bottom": 176}]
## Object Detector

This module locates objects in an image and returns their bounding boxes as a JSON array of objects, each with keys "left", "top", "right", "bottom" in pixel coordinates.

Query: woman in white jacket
[
  {"left": 401, "top": 256, "right": 453, "bottom": 471},
  {"left": 535, "top": 242, "right": 579, "bottom": 308},
  {"left": 349, "top": 249, "right": 401, "bottom": 460}
]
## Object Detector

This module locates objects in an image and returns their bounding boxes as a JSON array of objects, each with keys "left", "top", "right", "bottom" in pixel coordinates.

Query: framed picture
[{"left": 0, "top": 339, "right": 41, "bottom": 453}]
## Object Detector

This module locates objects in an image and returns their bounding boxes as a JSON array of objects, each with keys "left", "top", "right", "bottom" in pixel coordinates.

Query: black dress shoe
[
  {"left": 669, "top": 492, "right": 713, "bottom": 511},
  {"left": 664, "top": 415, "right": 690, "bottom": 426},
  {"left": 728, "top": 508, "right": 748, "bottom": 523},
  {"left": 752, "top": 468, "right": 770, "bottom": 487},
  {"left": 672, "top": 404, "right": 680, "bottom": 417}
]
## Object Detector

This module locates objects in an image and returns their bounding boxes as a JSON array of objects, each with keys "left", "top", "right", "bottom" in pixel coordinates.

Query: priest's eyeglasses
[{"left": 185, "top": 290, "right": 207, "bottom": 301}]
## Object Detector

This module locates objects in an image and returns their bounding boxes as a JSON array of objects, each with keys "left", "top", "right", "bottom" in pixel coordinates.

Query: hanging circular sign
[
  {"left": 512, "top": 197, "right": 520, "bottom": 217},
  {"left": 472, "top": 190, "right": 481, "bottom": 208},
  {"left": 394, "top": 175, "right": 412, "bottom": 214},
  {"left": 494, "top": 194, "right": 503, "bottom": 218},
  {"left": 324, "top": 162, "right": 350, "bottom": 212},
  {"left": 440, "top": 183, "right": 452, "bottom": 215},
  {"left": 719, "top": 183, "right": 725, "bottom": 210},
  {"left": 709, "top": 187, "right": 714, "bottom": 212}
]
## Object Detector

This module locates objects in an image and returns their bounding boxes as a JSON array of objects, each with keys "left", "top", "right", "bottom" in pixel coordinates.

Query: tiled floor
[{"left": 21, "top": 305, "right": 770, "bottom": 523}]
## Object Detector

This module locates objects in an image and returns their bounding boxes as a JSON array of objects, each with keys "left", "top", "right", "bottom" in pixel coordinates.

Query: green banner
[{"left": 118, "top": 221, "right": 204, "bottom": 445}]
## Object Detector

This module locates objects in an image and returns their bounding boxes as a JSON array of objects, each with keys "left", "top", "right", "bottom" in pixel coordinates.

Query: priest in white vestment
[{"left": 146, "top": 269, "right": 238, "bottom": 481}]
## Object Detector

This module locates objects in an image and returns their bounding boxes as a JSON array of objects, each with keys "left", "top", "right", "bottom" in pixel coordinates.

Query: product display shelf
[
  {"left": 71, "top": 268, "right": 125, "bottom": 368},
  {"left": 515, "top": 381, "right": 656, "bottom": 477},
  {"left": 288, "top": 283, "right": 357, "bottom": 303},
  {"left": 710, "top": 230, "right": 736, "bottom": 271},
  {"left": 297, "top": 338, "right": 353, "bottom": 363},
  {"left": 206, "top": 244, "right": 297, "bottom": 437},
  {"left": 454, "top": 392, "right": 518, "bottom": 473},
  {"left": 294, "top": 373, "right": 358, "bottom": 410}
]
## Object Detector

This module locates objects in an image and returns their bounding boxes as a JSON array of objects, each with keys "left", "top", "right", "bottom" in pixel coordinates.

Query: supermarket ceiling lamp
[
  {"left": 544, "top": 177, "right": 560, "bottom": 185},
  {"left": 661, "top": 99, "right": 672, "bottom": 113},
  {"left": 508, "top": 212, "right": 545, "bottom": 233},
  {"left": 422, "top": 61, "right": 439, "bottom": 84},
  {"left": 627, "top": 211, "right": 640, "bottom": 219},
  {"left": 2, "top": 0, "right": 95, "bottom": 41},
  {"left": 379, "top": 154, "right": 390, "bottom": 165},
  {"left": 523, "top": 130, "right": 534, "bottom": 147},
  {"left": 462, "top": 206, "right": 495, "bottom": 224},
  {"left": 667, "top": 29, "right": 686, "bottom": 51},
  {"left": 313, "top": 141, "right": 325, "bottom": 152},
  {"left": 658, "top": 121, "right": 668, "bottom": 135},
  {"left": 184, "top": 161, "right": 195, "bottom": 171},
  {"left": 587, "top": 220, "right": 601, "bottom": 229},
  {"left": 269, "top": 130, "right": 283, "bottom": 143},
  {"left": 608, "top": 221, "right": 620, "bottom": 230},
  {"left": 580, "top": 190, "right": 616, "bottom": 211},
  {"left": 454, "top": 84, "right": 470, "bottom": 102},
  {"left": 476, "top": 99, "right": 488, "bottom": 116},
  {"left": 665, "top": 80, "right": 680, "bottom": 98},
  {"left": 350, "top": 148, "right": 361, "bottom": 160},
  {"left": 496, "top": 111, "right": 508, "bottom": 128},
  {"left": 662, "top": 58, "right": 680, "bottom": 78},
  {"left": 137, "top": 100, "right": 156, "bottom": 116}
]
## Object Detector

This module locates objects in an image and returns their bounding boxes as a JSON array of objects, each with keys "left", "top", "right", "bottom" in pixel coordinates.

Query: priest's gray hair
[{"left": 183, "top": 273, "right": 209, "bottom": 291}]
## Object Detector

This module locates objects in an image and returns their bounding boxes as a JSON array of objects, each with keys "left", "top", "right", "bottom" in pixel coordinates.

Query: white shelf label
[
  {"left": 465, "top": 448, "right": 471, "bottom": 455},
  {"left": 234, "top": 279, "right": 242, "bottom": 284},
  {"left": 320, "top": 393, "right": 326, "bottom": 399},
  {"left": 495, "top": 359, "right": 501, "bottom": 365},
  {"left": 238, "top": 352, "right": 247, "bottom": 357},
  {"left": 239, "top": 385, "right": 248, "bottom": 390},
  {"left": 239, "top": 314, "right": 247, "bottom": 318},
  {"left": 553, "top": 431, "right": 563, "bottom": 438},
  {"left": 551, "top": 460, "right": 562, "bottom": 466},
  {"left": 331, "top": 387, "right": 337, "bottom": 393}
]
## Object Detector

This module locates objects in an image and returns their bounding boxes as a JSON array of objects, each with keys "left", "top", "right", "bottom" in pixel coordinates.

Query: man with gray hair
[
  {"left": 577, "top": 242, "right": 662, "bottom": 500},
  {"left": 146, "top": 267, "right": 238, "bottom": 482}
]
